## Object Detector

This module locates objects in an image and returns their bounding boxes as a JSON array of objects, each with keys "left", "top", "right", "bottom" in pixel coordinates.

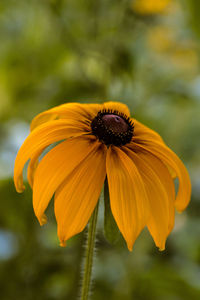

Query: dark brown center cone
[
  {"left": 102, "top": 114, "right": 129, "bottom": 134},
  {"left": 91, "top": 111, "right": 134, "bottom": 146}
]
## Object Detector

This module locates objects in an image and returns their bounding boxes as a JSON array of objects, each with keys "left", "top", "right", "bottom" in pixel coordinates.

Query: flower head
[{"left": 14, "top": 102, "right": 191, "bottom": 251}]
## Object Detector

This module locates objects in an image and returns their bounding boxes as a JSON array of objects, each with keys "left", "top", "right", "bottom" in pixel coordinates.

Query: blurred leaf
[{"left": 186, "top": 0, "right": 200, "bottom": 37}]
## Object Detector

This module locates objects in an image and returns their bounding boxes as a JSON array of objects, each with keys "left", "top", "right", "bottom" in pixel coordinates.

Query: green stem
[{"left": 80, "top": 202, "right": 99, "bottom": 300}]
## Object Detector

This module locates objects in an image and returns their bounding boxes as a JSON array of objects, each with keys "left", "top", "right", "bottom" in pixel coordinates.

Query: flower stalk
[{"left": 80, "top": 202, "right": 99, "bottom": 300}]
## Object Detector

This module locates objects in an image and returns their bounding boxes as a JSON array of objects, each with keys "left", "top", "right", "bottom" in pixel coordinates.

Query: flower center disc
[{"left": 91, "top": 111, "right": 134, "bottom": 146}]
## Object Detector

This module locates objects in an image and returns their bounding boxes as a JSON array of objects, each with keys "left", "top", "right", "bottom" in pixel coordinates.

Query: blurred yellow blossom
[
  {"left": 147, "top": 26, "right": 174, "bottom": 52},
  {"left": 147, "top": 26, "right": 199, "bottom": 72},
  {"left": 131, "top": 0, "right": 171, "bottom": 15},
  {"left": 170, "top": 48, "right": 199, "bottom": 72}
]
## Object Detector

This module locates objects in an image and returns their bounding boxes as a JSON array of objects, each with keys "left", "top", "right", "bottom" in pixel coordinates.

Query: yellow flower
[
  {"left": 14, "top": 102, "right": 191, "bottom": 251},
  {"left": 131, "top": 0, "right": 171, "bottom": 15}
]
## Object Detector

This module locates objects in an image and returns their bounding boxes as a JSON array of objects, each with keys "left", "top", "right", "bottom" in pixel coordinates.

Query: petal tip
[
  {"left": 127, "top": 243, "right": 133, "bottom": 252},
  {"left": 158, "top": 242, "right": 166, "bottom": 251},
  {"left": 39, "top": 214, "right": 48, "bottom": 226},
  {"left": 16, "top": 185, "right": 25, "bottom": 193},
  {"left": 175, "top": 202, "right": 189, "bottom": 213},
  {"left": 14, "top": 175, "right": 25, "bottom": 193},
  {"left": 158, "top": 246, "right": 165, "bottom": 252},
  {"left": 60, "top": 240, "right": 66, "bottom": 247}
]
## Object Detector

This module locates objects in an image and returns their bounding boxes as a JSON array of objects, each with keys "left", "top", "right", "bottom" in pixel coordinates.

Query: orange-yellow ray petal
[
  {"left": 132, "top": 119, "right": 177, "bottom": 178},
  {"left": 32, "top": 136, "right": 98, "bottom": 225},
  {"left": 106, "top": 146, "right": 149, "bottom": 251},
  {"left": 132, "top": 140, "right": 191, "bottom": 212},
  {"left": 133, "top": 119, "right": 164, "bottom": 143},
  {"left": 139, "top": 151, "right": 175, "bottom": 234},
  {"left": 102, "top": 101, "right": 130, "bottom": 117},
  {"left": 14, "top": 119, "right": 86, "bottom": 193},
  {"left": 124, "top": 147, "right": 175, "bottom": 250},
  {"left": 30, "top": 103, "right": 102, "bottom": 131},
  {"left": 132, "top": 120, "right": 177, "bottom": 178},
  {"left": 27, "top": 148, "right": 44, "bottom": 188},
  {"left": 54, "top": 143, "right": 107, "bottom": 246}
]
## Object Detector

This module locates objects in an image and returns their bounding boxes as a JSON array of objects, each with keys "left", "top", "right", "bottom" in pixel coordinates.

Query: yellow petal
[
  {"left": 102, "top": 101, "right": 130, "bottom": 117},
  {"left": 125, "top": 148, "right": 175, "bottom": 250},
  {"left": 133, "top": 140, "right": 191, "bottom": 212},
  {"left": 31, "top": 101, "right": 130, "bottom": 131},
  {"left": 54, "top": 143, "right": 106, "bottom": 246},
  {"left": 140, "top": 151, "right": 175, "bottom": 234},
  {"left": 30, "top": 103, "right": 102, "bottom": 131},
  {"left": 14, "top": 119, "right": 86, "bottom": 193},
  {"left": 106, "top": 146, "right": 149, "bottom": 251},
  {"left": 27, "top": 148, "right": 44, "bottom": 188},
  {"left": 133, "top": 119, "right": 164, "bottom": 143},
  {"left": 132, "top": 120, "right": 176, "bottom": 178},
  {"left": 32, "top": 136, "right": 99, "bottom": 225}
]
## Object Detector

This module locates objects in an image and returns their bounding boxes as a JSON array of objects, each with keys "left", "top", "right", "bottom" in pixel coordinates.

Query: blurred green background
[{"left": 0, "top": 0, "right": 200, "bottom": 299}]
